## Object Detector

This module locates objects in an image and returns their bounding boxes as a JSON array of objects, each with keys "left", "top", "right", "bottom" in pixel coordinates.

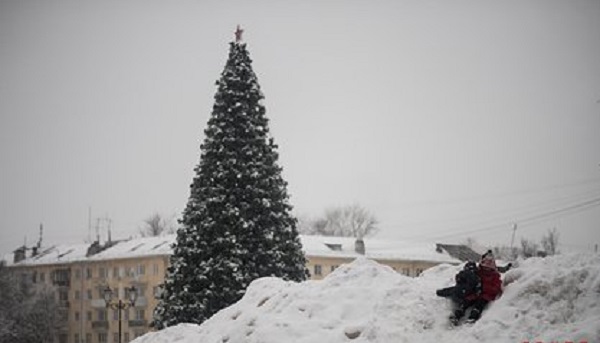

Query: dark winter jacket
[
  {"left": 454, "top": 266, "right": 481, "bottom": 298},
  {"left": 436, "top": 262, "right": 481, "bottom": 302},
  {"left": 467, "top": 266, "right": 502, "bottom": 302}
]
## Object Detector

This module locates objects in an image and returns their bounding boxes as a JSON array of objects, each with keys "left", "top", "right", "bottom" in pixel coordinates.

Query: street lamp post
[{"left": 103, "top": 285, "right": 137, "bottom": 343}]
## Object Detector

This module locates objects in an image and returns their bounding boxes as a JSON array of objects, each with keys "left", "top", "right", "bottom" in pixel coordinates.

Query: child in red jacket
[{"left": 453, "top": 250, "right": 503, "bottom": 324}]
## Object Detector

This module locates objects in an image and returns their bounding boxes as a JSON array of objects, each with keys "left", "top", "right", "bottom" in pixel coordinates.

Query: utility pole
[
  {"left": 510, "top": 223, "right": 517, "bottom": 249},
  {"left": 510, "top": 223, "right": 517, "bottom": 259}
]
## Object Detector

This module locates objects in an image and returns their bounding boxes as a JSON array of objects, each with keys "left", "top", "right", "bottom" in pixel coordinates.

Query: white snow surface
[{"left": 133, "top": 253, "right": 600, "bottom": 343}]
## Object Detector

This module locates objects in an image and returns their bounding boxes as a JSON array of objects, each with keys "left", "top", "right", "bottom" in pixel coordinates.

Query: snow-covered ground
[{"left": 134, "top": 253, "right": 600, "bottom": 343}]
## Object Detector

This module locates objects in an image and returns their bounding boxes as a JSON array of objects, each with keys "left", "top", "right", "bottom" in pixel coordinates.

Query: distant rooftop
[
  {"left": 301, "top": 235, "right": 460, "bottom": 264},
  {"left": 435, "top": 243, "right": 481, "bottom": 262},
  {"left": 4, "top": 234, "right": 461, "bottom": 267}
]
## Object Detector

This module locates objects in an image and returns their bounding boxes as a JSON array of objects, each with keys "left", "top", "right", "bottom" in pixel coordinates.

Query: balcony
[
  {"left": 128, "top": 319, "right": 148, "bottom": 328},
  {"left": 91, "top": 321, "right": 109, "bottom": 330}
]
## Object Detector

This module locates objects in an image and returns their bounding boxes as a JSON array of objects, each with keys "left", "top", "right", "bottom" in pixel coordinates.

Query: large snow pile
[{"left": 134, "top": 253, "right": 600, "bottom": 343}]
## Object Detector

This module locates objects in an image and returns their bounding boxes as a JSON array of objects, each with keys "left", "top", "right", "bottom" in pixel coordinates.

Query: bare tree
[
  {"left": 345, "top": 204, "right": 379, "bottom": 238},
  {"left": 492, "top": 245, "right": 514, "bottom": 261},
  {"left": 520, "top": 238, "right": 539, "bottom": 258},
  {"left": 139, "top": 213, "right": 176, "bottom": 237},
  {"left": 301, "top": 204, "right": 378, "bottom": 238},
  {"left": 541, "top": 227, "right": 560, "bottom": 256}
]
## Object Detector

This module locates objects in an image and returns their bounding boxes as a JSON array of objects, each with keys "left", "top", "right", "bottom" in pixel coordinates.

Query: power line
[
  {"left": 400, "top": 195, "right": 600, "bottom": 242},
  {"left": 393, "top": 176, "right": 600, "bottom": 212},
  {"left": 384, "top": 187, "right": 600, "bottom": 238},
  {"left": 385, "top": 182, "right": 600, "bottom": 230}
]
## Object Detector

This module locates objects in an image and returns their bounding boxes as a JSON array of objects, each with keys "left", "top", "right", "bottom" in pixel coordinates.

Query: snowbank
[{"left": 134, "top": 253, "right": 600, "bottom": 343}]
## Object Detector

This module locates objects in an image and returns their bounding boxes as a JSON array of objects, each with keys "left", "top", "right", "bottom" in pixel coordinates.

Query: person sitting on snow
[
  {"left": 436, "top": 261, "right": 481, "bottom": 306},
  {"left": 457, "top": 250, "right": 503, "bottom": 324},
  {"left": 437, "top": 250, "right": 504, "bottom": 325}
]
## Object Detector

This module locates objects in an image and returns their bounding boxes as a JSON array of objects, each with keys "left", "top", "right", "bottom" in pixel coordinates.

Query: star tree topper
[{"left": 235, "top": 25, "right": 244, "bottom": 43}]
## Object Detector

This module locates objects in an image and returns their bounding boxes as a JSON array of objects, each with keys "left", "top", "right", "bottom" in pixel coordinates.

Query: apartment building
[{"left": 4, "top": 234, "right": 462, "bottom": 343}]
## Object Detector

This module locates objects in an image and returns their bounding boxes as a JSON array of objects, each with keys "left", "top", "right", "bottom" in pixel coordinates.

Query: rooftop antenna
[
  {"left": 38, "top": 223, "right": 43, "bottom": 249},
  {"left": 106, "top": 216, "right": 112, "bottom": 237},
  {"left": 88, "top": 207, "right": 92, "bottom": 243},
  {"left": 95, "top": 218, "right": 101, "bottom": 243}
]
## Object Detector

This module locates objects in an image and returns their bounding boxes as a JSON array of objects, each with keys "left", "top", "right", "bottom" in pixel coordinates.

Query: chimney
[
  {"left": 13, "top": 246, "right": 27, "bottom": 264},
  {"left": 355, "top": 238, "right": 365, "bottom": 255},
  {"left": 86, "top": 241, "right": 101, "bottom": 257}
]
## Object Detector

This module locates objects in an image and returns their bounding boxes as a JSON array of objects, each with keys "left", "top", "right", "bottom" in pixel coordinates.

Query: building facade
[{"left": 4, "top": 235, "right": 461, "bottom": 343}]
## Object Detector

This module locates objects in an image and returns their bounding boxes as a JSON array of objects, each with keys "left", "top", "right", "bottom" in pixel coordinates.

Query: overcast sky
[{"left": 1, "top": 0, "right": 599, "bottom": 256}]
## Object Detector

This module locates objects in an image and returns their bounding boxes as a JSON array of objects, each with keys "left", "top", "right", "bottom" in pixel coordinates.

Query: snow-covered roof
[
  {"left": 88, "top": 235, "right": 175, "bottom": 261},
  {"left": 3, "top": 242, "right": 91, "bottom": 267},
  {"left": 6, "top": 234, "right": 459, "bottom": 267},
  {"left": 300, "top": 235, "right": 460, "bottom": 263}
]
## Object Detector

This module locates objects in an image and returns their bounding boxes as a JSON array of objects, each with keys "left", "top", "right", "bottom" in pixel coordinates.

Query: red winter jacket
[{"left": 475, "top": 267, "right": 502, "bottom": 301}]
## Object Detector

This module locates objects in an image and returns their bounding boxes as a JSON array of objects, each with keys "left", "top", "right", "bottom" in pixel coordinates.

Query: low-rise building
[{"left": 4, "top": 234, "right": 461, "bottom": 343}]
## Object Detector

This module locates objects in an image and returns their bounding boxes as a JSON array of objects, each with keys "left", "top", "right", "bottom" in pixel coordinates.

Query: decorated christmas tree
[{"left": 154, "top": 27, "right": 307, "bottom": 328}]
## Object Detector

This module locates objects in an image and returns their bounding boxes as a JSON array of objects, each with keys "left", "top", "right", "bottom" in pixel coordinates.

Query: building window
[
  {"left": 86, "top": 333, "right": 92, "bottom": 343},
  {"left": 98, "top": 332, "right": 107, "bottom": 343},
  {"left": 59, "top": 289, "right": 69, "bottom": 301},
  {"left": 99, "top": 267, "right": 107, "bottom": 279},
  {"left": 113, "top": 267, "right": 119, "bottom": 279},
  {"left": 153, "top": 263, "right": 159, "bottom": 275},
  {"left": 87, "top": 289, "right": 92, "bottom": 300},
  {"left": 75, "top": 269, "right": 81, "bottom": 279},
  {"left": 75, "top": 312, "right": 80, "bottom": 321},
  {"left": 330, "top": 265, "right": 338, "bottom": 272},
  {"left": 86, "top": 311, "right": 92, "bottom": 321},
  {"left": 136, "top": 285, "right": 146, "bottom": 298},
  {"left": 137, "top": 264, "right": 145, "bottom": 276},
  {"left": 75, "top": 290, "right": 81, "bottom": 300},
  {"left": 97, "top": 309, "right": 107, "bottom": 321},
  {"left": 416, "top": 268, "right": 424, "bottom": 276},
  {"left": 74, "top": 333, "right": 79, "bottom": 343},
  {"left": 113, "top": 333, "right": 119, "bottom": 343},
  {"left": 402, "top": 268, "right": 410, "bottom": 276},
  {"left": 124, "top": 308, "right": 130, "bottom": 321},
  {"left": 86, "top": 268, "right": 92, "bottom": 279},
  {"left": 314, "top": 265, "right": 322, "bottom": 276},
  {"left": 40, "top": 272, "right": 45, "bottom": 282},
  {"left": 124, "top": 332, "right": 129, "bottom": 342},
  {"left": 135, "top": 309, "right": 145, "bottom": 321},
  {"left": 52, "top": 269, "right": 70, "bottom": 285},
  {"left": 58, "top": 333, "right": 68, "bottom": 343},
  {"left": 113, "top": 309, "right": 119, "bottom": 321}
]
